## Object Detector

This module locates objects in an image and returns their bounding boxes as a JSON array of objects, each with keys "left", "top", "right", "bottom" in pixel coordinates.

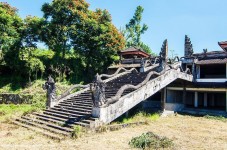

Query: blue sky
[{"left": 1, "top": 0, "right": 227, "bottom": 56}]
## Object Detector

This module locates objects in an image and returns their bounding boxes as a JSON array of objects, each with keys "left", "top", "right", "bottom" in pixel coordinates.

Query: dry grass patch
[{"left": 0, "top": 114, "right": 226, "bottom": 150}]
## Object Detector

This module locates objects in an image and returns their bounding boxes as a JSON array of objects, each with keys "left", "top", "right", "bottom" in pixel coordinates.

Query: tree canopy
[
  {"left": 122, "top": 6, "right": 152, "bottom": 54},
  {"left": 0, "top": 0, "right": 125, "bottom": 84}
]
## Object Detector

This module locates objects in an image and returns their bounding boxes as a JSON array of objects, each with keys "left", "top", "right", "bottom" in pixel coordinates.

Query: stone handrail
[
  {"left": 103, "top": 63, "right": 191, "bottom": 107},
  {"left": 92, "top": 69, "right": 193, "bottom": 123},
  {"left": 103, "top": 70, "right": 165, "bottom": 107},
  {"left": 57, "top": 84, "right": 89, "bottom": 100},
  {"left": 98, "top": 67, "right": 138, "bottom": 81},
  {"left": 169, "top": 56, "right": 180, "bottom": 64}
]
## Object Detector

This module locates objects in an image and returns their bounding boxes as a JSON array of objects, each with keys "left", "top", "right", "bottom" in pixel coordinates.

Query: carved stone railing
[
  {"left": 169, "top": 56, "right": 180, "bottom": 64},
  {"left": 103, "top": 70, "right": 165, "bottom": 107},
  {"left": 48, "top": 84, "right": 90, "bottom": 108},
  {"left": 92, "top": 69, "right": 193, "bottom": 123},
  {"left": 97, "top": 67, "right": 138, "bottom": 83},
  {"left": 140, "top": 57, "right": 160, "bottom": 72},
  {"left": 94, "top": 62, "right": 191, "bottom": 108},
  {"left": 57, "top": 84, "right": 89, "bottom": 100}
]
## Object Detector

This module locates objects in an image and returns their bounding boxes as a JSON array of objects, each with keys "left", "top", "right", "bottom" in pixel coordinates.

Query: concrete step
[
  {"left": 52, "top": 107, "right": 91, "bottom": 115},
  {"left": 33, "top": 112, "right": 68, "bottom": 122},
  {"left": 60, "top": 101, "right": 93, "bottom": 107},
  {"left": 45, "top": 109, "right": 85, "bottom": 118},
  {"left": 69, "top": 97, "right": 92, "bottom": 100},
  {"left": 74, "top": 121, "right": 90, "bottom": 128},
  {"left": 21, "top": 116, "right": 73, "bottom": 132},
  {"left": 58, "top": 103, "right": 92, "bottom": 110},
  {"left": 43, "top": 110, "right": 80, "bottom": 119},
  {"left": 63, "top": 100, "right": 92, "bottom": 104},
  {"left": 29, "top": 114, "right": 70, "bottom": 127},
  {"left": 12, "top": 120, "right": 64, "bottom": 141},
  {"left": 55, "top": 105, "right": 92, "bottom": 112},
  {"left": 15, "top": 118, "right": 71, "bottom": 136},
  {"left": 33, "top": 112, "right": 92, "bottom": 126}
]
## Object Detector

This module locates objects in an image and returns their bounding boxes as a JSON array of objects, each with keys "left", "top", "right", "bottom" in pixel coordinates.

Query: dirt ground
[{"left": 0, "top": 115, "right": 226, "bottom": 150}]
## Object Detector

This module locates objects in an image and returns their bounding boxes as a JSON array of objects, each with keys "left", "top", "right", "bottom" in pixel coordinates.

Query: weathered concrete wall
[
  {"left": 0, "top": 94, "right": 35, "bottom": 104},
  {"left": 165, "top": 103, "right": 184, "bottom": 111},
  {"left": 92, "top": 69, "right": 193, "bottom": 123}
]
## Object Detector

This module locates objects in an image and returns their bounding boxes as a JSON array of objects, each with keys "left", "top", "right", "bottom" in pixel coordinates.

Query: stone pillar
[
  {"left": 226, "top": 91, "right": 227, "bottom": 112},
  {"left": 226, "top": 63, "right": 227, "bottom": 78},
  {"left": 196, "top": 65, "right": 200, "bottom": 79},
  {"left": 125, "top": 111, "right": 129, "bottom": 118},
  {"left": 211, "top": 94, "right": 215, "bottom": 107},
  {"left": 161, "top": 87, "right": 167, "bottom": 111},
  {"left": 204, "top": 93, "right": 208, "bottom": 107},
  {"left": 194, "top": 91, "right": 198, "bottom": 108},
  {"left": 182, "top": 83, "right": 186, "bottom": 105}
]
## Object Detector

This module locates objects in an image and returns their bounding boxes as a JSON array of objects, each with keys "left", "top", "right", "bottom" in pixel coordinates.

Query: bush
[
  {"left": 129, "top": 132, "right": 174, "bottom": 150},
  {"left": 116, "top": 111, "right": 160, "bottom": 124},
  {"left": 72, "top": 125, "right": 83, "bottom": 138}
]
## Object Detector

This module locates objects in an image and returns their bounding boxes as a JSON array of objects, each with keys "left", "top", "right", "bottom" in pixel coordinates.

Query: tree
[
  {"left": 122, "top": 6, "right": 152, "bottom": 54},
  {"left": 39, "top": 0, "right": 125, "bottom": 81},
  {"left": 0, "top": 2, "right": 24, "bottom": 71}
]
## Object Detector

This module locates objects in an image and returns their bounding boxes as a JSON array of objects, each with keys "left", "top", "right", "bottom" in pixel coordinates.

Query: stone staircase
[
  {"left": 13, "top": 91, "right": 96, "bottom": 140},
  {"left": 12, "top": 68, "right": 141, "bottom": 139},
  {"left": 93, "top": 68, "right": 193, "bottom": 123},
  {"left": 13, "top": 64, "right": 193, "bottom": 139}
]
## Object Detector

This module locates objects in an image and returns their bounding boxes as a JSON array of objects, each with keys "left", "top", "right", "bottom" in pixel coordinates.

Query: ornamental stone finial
[
  {"left": 43, "top": 75, "right": 56, "bottom": 108},
  {"left": 159, "top": 39, "right": 168, "bottom": 71},
  {"left": 185, "top": 35, "right": 194, "bottom": 57}
]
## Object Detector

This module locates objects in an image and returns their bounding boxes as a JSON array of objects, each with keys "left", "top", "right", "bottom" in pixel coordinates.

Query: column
[
  {"left": 182, "top": 82, "right": 186, "bottom": 105},
  {"left": 196, "top": 65, "right": 200, "bottom": 79},
  {"left": 211, "top": 94, "right": 215, "bottom": 107},
  {"left": 161, "top": 87, "right": 167, "bottom": 111},
  {"left": 226, "top": 63, "right": 227, "bottom": 78},
  {"left": 226, "top": 91, "right": 227, "bottom": 112},
  {"left": 204, "top": 93, "right": 208, "bottom": 107},
  {"left": 194, "top": 91, "right": 198, "bottom": 108}
]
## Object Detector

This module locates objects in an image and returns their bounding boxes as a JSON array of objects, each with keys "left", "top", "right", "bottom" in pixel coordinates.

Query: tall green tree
[
  {"left": 122, "top": 6, "right": 152, "bottom": 54},
  {"left": 70, "top": 8, "right": 125, "bottom": 80}
]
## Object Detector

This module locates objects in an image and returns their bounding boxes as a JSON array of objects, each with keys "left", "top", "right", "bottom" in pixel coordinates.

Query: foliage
[
  {"left": 0, "top": 2, "right": 24, "bottom": 71},
  {"left": 72, "top": 125, "right": 83, "bottom": 138},
  {"left": 129, "top": 132, "right": 174, "bottom": 150},
  {"left": 6, "top": 0, "right": 125, "bottom": 82},
  {"left": 122, "top": 6, "right": 152, "bottom": 54},
  {"left": 0, "top": 103, "right": 44, "bottom": 122},
  {"left": 115, "top": 111, "right": 160, "bottom": 124},
  {"left": 71, "top": 8, "right": 125, "bottom": 80}
]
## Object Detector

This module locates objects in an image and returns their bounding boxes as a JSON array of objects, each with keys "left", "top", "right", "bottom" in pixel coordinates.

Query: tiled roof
[
  {"left": 193, "top": 51, "right": 226, "bottom": 56},
  {"left": 218, "top": 41, "right": 227, "bottom": 52},
  {"left": 196, "top": 58, "right": 227, "bottom": 65},
  {"left": 120, "top": 47, "right": 144, "bottom": 53}
]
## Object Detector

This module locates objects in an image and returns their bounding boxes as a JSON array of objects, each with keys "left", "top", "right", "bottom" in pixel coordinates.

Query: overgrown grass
[
  {"left": 115, "top": 111, "right": 160, "bottom": 124},
  {"left": 204, "top": 115, "right": 227, "bottom": 122},
  {"left": 72, "top": 125, "right": 87, "bottom": 139},
  {"left": 0, "top": 103, "right": 44, "bottom": 123},
  {"left": 129, "top": 132, "right": 174, "bottom": 150},
  {"left": 0, "top": 78, "right": 72, "bottom": 95}
]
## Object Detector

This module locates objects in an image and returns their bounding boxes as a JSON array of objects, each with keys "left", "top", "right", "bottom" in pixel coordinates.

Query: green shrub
[
  {"left": 129, "top": 132, "right": 174, "bottom": 150},
  {"left": 72, "top": 125, "right": 83, "bottom": 138},
  {"left": 116, "top": 111, "right": 160, "bottom": 124}
]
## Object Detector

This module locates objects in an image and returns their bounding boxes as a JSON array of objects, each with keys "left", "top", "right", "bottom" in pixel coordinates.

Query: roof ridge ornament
[{"left": 185, "top": 35, "right": 194, "bottom": 57}]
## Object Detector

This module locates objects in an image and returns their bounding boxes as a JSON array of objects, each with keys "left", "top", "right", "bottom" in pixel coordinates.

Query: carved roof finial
[
  {"left": 159, "top": 39, "right": 168, "bottom": 60},
  {"left": 185, "top": 35, "right": 194, "bottom": 57}
]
